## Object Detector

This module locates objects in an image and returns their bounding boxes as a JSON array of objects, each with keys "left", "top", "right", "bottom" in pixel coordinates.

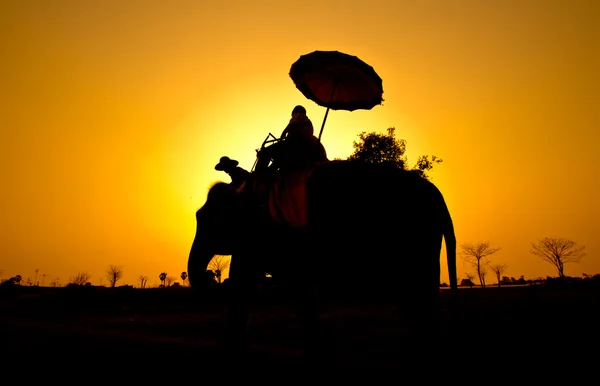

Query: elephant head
[{"left": 188, "top": 182, "right": 248, "bottom": 288}]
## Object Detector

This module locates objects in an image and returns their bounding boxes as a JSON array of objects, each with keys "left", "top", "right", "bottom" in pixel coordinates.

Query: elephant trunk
[
  {"left": 187, "top": 234, "right": 215, "bottom": 289},
  {"left": 188, "top": 214, "right": 237, "bottom": 289}
]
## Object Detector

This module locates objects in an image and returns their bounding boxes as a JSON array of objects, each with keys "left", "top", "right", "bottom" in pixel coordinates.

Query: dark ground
[{"left": 1, "top": 283, "right": 598, "bottom": 374}]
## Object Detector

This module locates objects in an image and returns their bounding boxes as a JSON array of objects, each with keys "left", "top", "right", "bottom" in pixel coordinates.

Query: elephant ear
[{"left": 208, "top": 181, "right": 230, "bottom": 195}]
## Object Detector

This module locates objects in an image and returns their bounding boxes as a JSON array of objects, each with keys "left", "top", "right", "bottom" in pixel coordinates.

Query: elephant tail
[{"left": 441, "top": 198, "right": 457, "bottom": 291}]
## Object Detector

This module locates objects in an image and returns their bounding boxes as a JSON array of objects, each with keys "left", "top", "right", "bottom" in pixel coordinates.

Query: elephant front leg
[
  {"left": 218, "top": 252, "right": 262, "bottom": 361},
  {"left": 282, "top": 249, "right": 329, "bottom": 365},
  {"left": 220, "top": 285, "right": 255, "bottom": 360}
]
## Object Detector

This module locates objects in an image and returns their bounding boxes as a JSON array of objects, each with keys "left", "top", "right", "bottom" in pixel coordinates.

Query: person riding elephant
[
  {"left": 252, "top": 105, "right": 329, "bottom": 225},
  {"left": 215, "top": 156, "right": 251, "bottom": 192},
  {"left": 255, "top": 105, "right": 328, "bottom": 175}
]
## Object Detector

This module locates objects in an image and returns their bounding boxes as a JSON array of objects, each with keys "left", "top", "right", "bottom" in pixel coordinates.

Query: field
[{"left": 1, "top": 283, "right": 598, "bottom": 373}]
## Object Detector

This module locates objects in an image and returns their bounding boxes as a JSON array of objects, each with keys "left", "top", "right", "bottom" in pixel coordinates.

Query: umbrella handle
[
  {"left": 317, "top": 107, "right": 330, "bottom": 142},
  {"left": 317, "top": 81, "right": 338, "bottom": 142}
]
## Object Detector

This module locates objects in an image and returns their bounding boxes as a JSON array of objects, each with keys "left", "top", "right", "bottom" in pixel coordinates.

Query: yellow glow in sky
[{"left": 1, "top": 0, "right": 599, "bottom": 287}]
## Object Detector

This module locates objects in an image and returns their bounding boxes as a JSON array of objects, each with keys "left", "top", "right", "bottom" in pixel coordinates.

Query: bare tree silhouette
[
  {"left": 208, "top": 255, "right": 230, "bottom": 284},
  {"left": 460, "top": 241, "right": 500, "bottom": 288},
  {"left": 139, "top": 275, "right": 148, "bottom": 288},
  {"left": 479, "top": 267, "right": 488, "bottom": 287},
  {"left": 530, "top": 237, "right": 585, "bottom": 278},
  {"left": 464, "top": 273, "right": 476, "bottom": 288},
  {"left": 166, "top": 276, "right": 176, "bottom": 286},
  {"left": 105, "top": 265, "right": 124, "bottom": 288},
  {"left": 69, "top": 272, "right": 91, "bottom": 286},
  {"left": 490, "top": 263, "right": 509, "bottom": 286}
]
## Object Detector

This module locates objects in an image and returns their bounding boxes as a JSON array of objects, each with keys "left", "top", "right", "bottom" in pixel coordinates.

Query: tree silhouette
[
  {"left": 159, "top": 272, "right": 167, "bottom": 287},
  {"left": 479, "top": 267, "right": 488, "bottom": 287},
  {"left": 460, "top": 242, "right": 500, "bottom": 288},
  {"left": 165, "top": 276, "right": 176, "bottom": 286},
  {"left": 464, "top": 273, "right": 476, "bottom": 288},
  {"left": 70, "top": 272, "right": 92, "bottom": 286},
  {"left": 1, "top": 276, "right": 22, "bottom": 286},
  {"left": 205, "top": 270, "right": 216, "bottom": 282},
  {"left": 105, "top": 265, "right": 124, "bottom": 288},
  {"left": 490, "top": 264, "right": 509, "bottom": 286},
  {"left": 530, "top": 237, "right": 585, "bottom": 278},
  {"left": 180, "top": 272, "right": 188, "bottom": 286},
  {"left": 348, "top": 127, "right": 407, "bottom": 168},
  {"left": 347, "top": 127, "right": 442, "bottom": 179},
  {"left": 208, "top": 255, "right": 230, "bottom": 284},
  {"left": 139, "top": 275, "right": 148, "bottom": 288},
  {"left": 413, "top": 155, "right": 443, "bottom": 179}
]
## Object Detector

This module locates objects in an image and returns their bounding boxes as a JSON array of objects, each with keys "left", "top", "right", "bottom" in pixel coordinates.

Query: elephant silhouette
[{"left": 188, "top": 159, "right": 457, "bottom": 361}]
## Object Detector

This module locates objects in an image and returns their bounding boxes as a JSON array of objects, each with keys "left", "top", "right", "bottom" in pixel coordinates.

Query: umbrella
[{"left": 289, "top": 50, "right": 384, "bottom": 140}]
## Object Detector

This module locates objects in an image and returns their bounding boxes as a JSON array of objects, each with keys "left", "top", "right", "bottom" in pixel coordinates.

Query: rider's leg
[
  {"left": 256, "top": 142, "right": 286, "bottom": 173},
  {"left": 254, "top": 148, "right": 271, "bottom": 172},
  {"left": 255, "top": 147, "right": 272, "bottom": 172}
]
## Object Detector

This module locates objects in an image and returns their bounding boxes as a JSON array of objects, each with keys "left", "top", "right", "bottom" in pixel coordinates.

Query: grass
[{"left": 1, "top": 283, "right": 598, "bottom": 372}]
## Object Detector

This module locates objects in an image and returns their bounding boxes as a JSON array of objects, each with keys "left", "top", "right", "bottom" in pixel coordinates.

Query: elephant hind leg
[{"left": 396, "top": 284, "right": 443, "bottom": 365}]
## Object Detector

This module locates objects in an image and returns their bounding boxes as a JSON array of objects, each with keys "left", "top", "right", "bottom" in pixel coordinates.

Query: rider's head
[
  {"left": 291, "top": 105, "right": 306, "bottom": 115},
  {"left": 215, "top": 156, "right": 238, "bottom": 172}
]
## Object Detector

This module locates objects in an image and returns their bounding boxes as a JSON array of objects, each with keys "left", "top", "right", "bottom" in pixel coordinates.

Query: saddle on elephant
[
  {"left": 250, "top": 133, "right": 328, "bottom": 228},
  {"left": 218, "top": 105, "right": 328, "bottom": 228},
  {"left": 266, "top": 167, "right": 318, "bottom": 228},
  {"left": 214, "top": 151, "right": 325, "bottom": 229}
]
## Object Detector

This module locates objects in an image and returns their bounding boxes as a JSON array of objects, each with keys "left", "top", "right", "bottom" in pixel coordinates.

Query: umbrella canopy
[{"left": 289, "top": 50, "right": 384, "bottom": 140}]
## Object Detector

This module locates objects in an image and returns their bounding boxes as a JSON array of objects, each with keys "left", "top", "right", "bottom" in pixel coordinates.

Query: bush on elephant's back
[{"left": 347, "top": 127, "right": 443, "bottom": 180}]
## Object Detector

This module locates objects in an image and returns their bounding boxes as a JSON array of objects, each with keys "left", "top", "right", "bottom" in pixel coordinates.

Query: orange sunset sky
[{"left": 1, "top": 0, "right": 599, "bottom": 287}]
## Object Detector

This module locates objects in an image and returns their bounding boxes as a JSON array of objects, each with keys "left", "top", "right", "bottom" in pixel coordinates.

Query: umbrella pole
[
  {"left": 317, "top": 107, "right": 330, "bottom": 141},
  {"left": 317, "top": 81, "right": 338, "bottom": 142}
]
